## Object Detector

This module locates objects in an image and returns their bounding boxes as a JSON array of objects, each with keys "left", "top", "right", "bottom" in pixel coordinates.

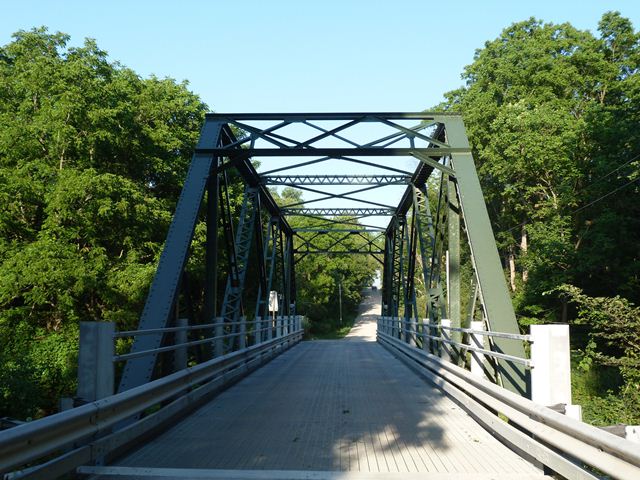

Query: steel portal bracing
[{"left": 118, "top": 112, "right": 529, "bottom": 396}]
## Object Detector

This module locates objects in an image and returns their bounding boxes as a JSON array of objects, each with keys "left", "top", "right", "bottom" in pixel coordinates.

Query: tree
[
  {"left": 437, "top": 12, "right": 640, "bottom": 423},
  {"left": 0, "top": 28, "right": 207, "bottom": 418},
  {"left": 438, "top": 12, "right": 640, "bottom": 322},
  {"left": 555, "top": 285, "right": 640, "bottom": 424}
]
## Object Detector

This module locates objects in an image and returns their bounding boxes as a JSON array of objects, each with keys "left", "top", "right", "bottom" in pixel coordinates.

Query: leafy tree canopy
[{"left": 0, "top": 27, "right": 207, "bottom": 418}]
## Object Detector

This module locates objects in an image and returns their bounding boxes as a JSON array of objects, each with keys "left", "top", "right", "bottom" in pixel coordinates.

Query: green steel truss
[{"left": 119, "top": 113, "right": 529, "bottom": 397}]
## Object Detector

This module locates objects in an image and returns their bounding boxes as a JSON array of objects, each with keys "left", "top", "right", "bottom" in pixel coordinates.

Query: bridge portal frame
[{"left": 117, "top": 112, "right": 528, "bottom": 397}]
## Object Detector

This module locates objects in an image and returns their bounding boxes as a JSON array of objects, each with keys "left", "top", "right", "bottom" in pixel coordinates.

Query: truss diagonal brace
[
  {"left": 447, "top": 117, "right": 528, "bottom": 396},
  {"left": 118, "top": 121, "right": 224, "bottom": 393}
]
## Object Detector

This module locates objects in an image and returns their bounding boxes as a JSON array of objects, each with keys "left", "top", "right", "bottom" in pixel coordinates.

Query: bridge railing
[
  {"left": 377, "top": 316, "right": 640, "bottom": 480},
  {"left": 1, "top": 317, "right": 304, "bottom": 479},
  {"left": 74, "top": 315, "right": 302, "bottom": 402},
  {"left": 378, "top": 315, "right": 532, "bottom": 378}
]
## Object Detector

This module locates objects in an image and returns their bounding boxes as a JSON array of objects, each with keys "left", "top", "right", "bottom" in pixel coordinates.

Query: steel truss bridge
[{"left": 2, "top": 113, "right": 639, "bottom": 479}]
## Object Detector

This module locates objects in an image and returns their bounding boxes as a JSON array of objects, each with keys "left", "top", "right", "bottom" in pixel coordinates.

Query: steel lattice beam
[
  {"left": 261, "top": 174, "right": 411, "bottom": 186},
  {"left": 203, "top": 147, "right": 469, "bottom": 157},
  {"left": 283, "top": 208, "right": 394, "bottom": 216}
]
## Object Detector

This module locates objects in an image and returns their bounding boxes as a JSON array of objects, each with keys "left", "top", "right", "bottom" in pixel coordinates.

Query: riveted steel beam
[{"left": 206, "top": 112, "right": 460, "bottom": 121}]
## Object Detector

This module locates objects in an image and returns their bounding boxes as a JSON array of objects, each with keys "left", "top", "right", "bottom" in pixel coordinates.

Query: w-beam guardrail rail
[
  {"left": 377, "top": 317, "right": 640, "bottom": 479},
  {"left": 0, "top": 324, "right": 303, "bottom": 479}
]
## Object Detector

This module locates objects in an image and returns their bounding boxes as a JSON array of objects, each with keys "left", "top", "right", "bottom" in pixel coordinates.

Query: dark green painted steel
[
  {"left": 446, "top": 117, "right": 528, "bottom": 396},
  {"left": 447, "top": 174, "right": 461, "bottom": 351},
  {"left": 122, "top": 112, "right": 527, "bottom": 397},
  {"left": 118, "top": 121, "right": 223, "bottom": 393}
]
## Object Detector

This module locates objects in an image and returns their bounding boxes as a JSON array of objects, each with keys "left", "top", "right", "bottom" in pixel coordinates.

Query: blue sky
[
  {"left": 2, "top": 1, "right": 639, "bottom": 227},
  {"left": 2, "top": 1, "right": 640, "bottom": 113}
]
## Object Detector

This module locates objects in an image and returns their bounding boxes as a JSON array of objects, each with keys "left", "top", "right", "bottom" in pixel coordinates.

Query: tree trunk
[
  {"left": 521, "top": 225, "right": 528, "bottom": 283},
  {"left": 508, "top": 248, "right": 516, "bottom": 292}
]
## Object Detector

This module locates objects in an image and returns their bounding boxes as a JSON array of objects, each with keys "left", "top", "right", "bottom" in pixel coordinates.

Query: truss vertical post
[
  {"left": 446, "top": 117, "right": 528, "bottom": 396},
  {"left": 283, "top": 231, "right": 294, "bottom": 316},
  {"left": 118, "top": 120, "right": 223, "bottom": 393},
  {"left": 447, "top": 172, "right": 461, "bottom": 356},
  {"left": 429, "top": 173, "right": 448, "bottom": 328},
  {"left": 204, "top": 159, "right": 220, "bottom": 323},
  {"left": 219, "top": 186, "right": 260, "bottom": 353},
  {"left": 288, "top": 233, "right": 297, "bottom": 315},
  {"left": 404, "top": 207, "right": 418, "bottom": 343},
  {"left": 382, "top": 224, "right": 395, "bottom": 317},
  {"left": 255, "top": 217, "right": 274, "bottom": 330},
  {"left": 412, "top": 185, "right": 435, "bottom": 319},
  {"left": 391, "top": 216, "right": 406, "bottom": 336}
]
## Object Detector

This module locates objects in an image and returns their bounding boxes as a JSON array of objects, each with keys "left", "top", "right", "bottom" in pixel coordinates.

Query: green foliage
[
  {"left": 439, "top": 11, "right": 640, "bottom": 316},
  {"left": 556, "top": 285, "right": 640, "bottom": 387},
  {"left": 550, "top": 285, "right": 640, "bottom": 424},
  {"left": 0, "top": 28, "right": 207, "bottom": 417},
  {"left": 438, "top": 11, "right": 640, "bottom": 424}
]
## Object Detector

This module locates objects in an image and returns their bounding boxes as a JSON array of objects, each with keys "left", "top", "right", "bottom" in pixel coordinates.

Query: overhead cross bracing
[
  {"left": 283, "top": 208, "right": 395, "bottom": 216},
  {"left": 261, "top": 174, "right": 411, "bottom": 185},
  {"left": 116, "top": 112, "right": 528, "bottom": 398}
]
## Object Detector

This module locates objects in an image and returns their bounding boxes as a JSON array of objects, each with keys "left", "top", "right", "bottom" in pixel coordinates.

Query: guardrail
[
  {"left": 0, "top": 320, "right": 304, "bottom": 479},
  {"left": 114, "top": 315, "right": 300, "bottom": 362},
  {"left": 378, "top": 315, "right": 532, "bottom": 376},
  {"left": 75, "top": 315, "right": 302, "bottom": 402},
  {"left": 377, "top": 315, "right": 582, "bottom": 416},
  {"left": 377, "top": 326, "right": 640, "bottom": 479}
]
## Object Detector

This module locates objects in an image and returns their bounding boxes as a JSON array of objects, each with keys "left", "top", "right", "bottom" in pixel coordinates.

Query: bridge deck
[{"left": 104, "top": 294, "right": 544, "bottom": 479}]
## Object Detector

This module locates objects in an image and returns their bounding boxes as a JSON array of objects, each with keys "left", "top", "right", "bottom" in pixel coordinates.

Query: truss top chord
[{"left": 206, "top": 112, "right": 462, "bottom": 121}]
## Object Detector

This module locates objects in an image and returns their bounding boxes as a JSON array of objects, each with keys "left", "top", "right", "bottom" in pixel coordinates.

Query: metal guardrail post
[
  {"left": 427, "top": 317, "right": 435, "bottom": 354},
  {"left": 421, "top": 319, "right": 429, "bottom": 352},
  {"left": 408, "top": 317, "right": 417, "bottom": 347},
  {"left": 469, "top": 320, "right": 486, "bottom": 378},
  {"left": 254, "top": 316, "right": 261, "bottom": 345},
  {"left": 214, "top": 317, "right": 224, "bottom": 357},
  {"left": 266, "top": 316, "right": 273, "bottom": 341},
  {"left": 403, "top": 317, "right": 409, "bottom": 344},
  {"left": 440, "top": 319, "right": 452, "bottom": 362},
  {"left": 78, "top": 321, "right": 115, "bottom": 402},
  {"left": 174, "top": 318, "right": 188, "bottom": 371},
  {"left": 239, "top": 316, "right": 247, "bottom": 350},
  {"left": 626, "top": 426, "right": 640, "bottom": 443}
]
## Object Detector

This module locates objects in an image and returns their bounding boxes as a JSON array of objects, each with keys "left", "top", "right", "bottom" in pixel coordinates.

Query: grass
[{"left": 305, "top": 312, "right": 358, "bottom": 340}]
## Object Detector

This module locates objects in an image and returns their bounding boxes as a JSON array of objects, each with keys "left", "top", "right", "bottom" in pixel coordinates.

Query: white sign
[{"left": 268, "top": 291, "right": 279, "bottom": 312}]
